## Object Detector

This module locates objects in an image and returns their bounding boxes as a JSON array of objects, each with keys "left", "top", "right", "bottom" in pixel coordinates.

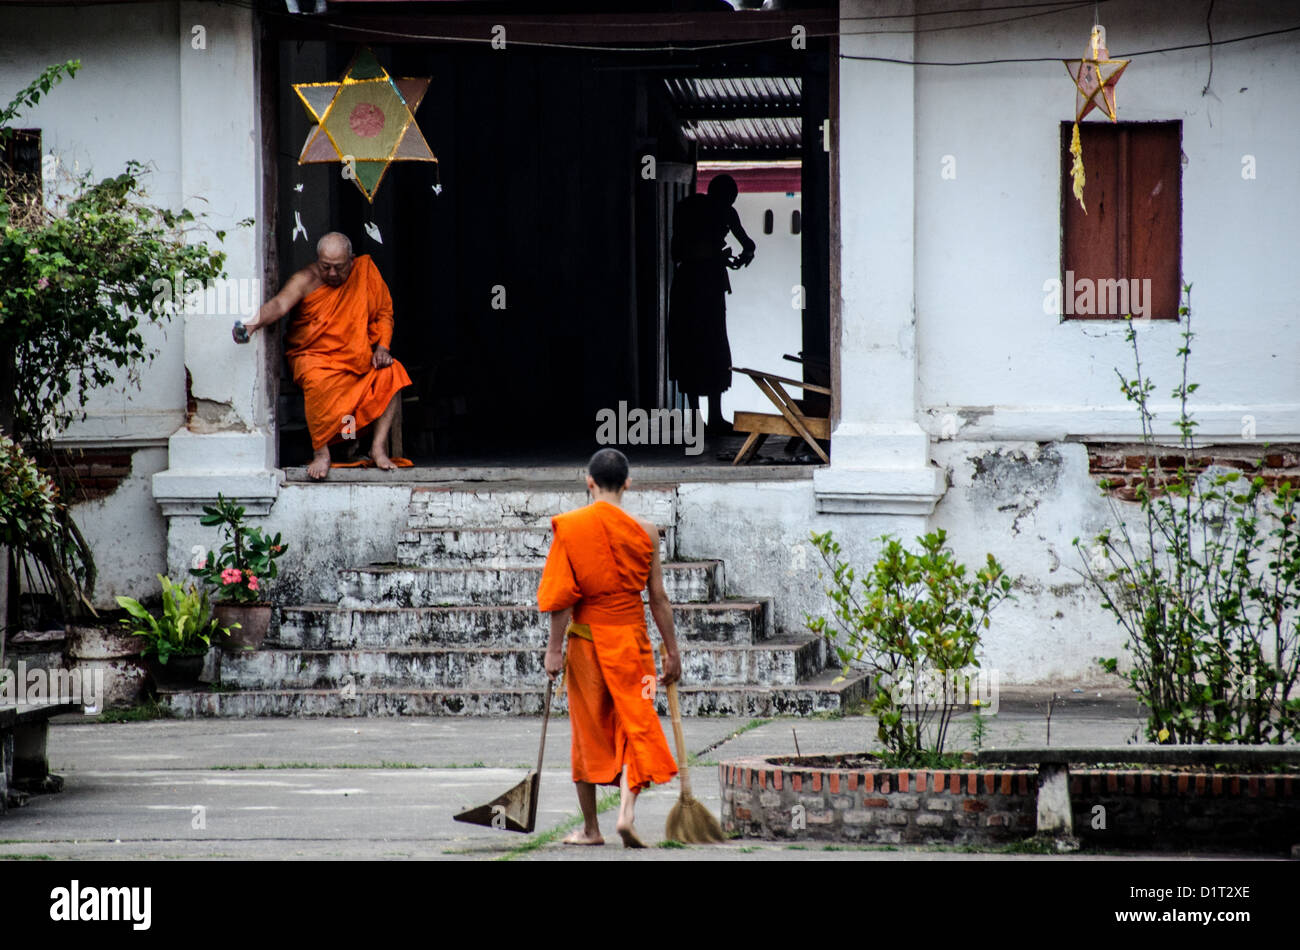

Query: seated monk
[
  {"left": 539, "top": 448, "right": 682, "bottom": 847},
  {"left": 236, "top": 232, "right": 412, "bottom": 480}
]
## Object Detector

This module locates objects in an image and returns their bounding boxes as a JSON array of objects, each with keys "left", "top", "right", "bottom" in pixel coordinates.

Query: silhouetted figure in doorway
[{"left": 667, "top": 174, "right": 755, "bottom": 436}]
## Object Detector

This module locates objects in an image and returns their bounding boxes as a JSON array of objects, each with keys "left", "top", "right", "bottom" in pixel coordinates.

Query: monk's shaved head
[
  {"left": 317, "top": 231, "right": 353, "bottom": 258},
  {"left": 315, "top": 232, "right": 354, "bottom": 287},
  {"left": 588, "top": 448, "right": 629, "bottom": 492}
]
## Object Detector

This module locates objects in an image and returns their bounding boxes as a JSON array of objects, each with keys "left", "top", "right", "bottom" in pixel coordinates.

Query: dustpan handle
[{"left": 537, "top": 678, "right": 553, "bottom": 774}]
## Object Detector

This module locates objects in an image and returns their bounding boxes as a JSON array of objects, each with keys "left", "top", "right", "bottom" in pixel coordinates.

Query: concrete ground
[{"left": 0, "top": 691, "right": 1278, "bottom": 861}]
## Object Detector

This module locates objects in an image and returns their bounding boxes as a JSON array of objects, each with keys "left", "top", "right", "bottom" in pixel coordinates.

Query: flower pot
[
  {"left": 214, "top": 602, "right": 273, "bottom": 652},
  {"left": 144, "top": 652, "right": 206, "bottom": 688},
  {"left": 66, "top": 623, "right": 147, "bottom": 661}
]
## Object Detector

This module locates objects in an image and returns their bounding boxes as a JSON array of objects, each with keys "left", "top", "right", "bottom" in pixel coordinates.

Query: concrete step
[
  {"left": 396, "top": 524, "right": 674, "bottom": 567},
  {"left": 405, "top": 484, "right": 677, "bottom": 530},
  {"left": 218, "top": 636, "right": 823, "bottom": 690},
  {"left": 337, "top": 561, "right": 723, "bottom": 608},
  {"left": 159, "top": 669, "right": 870, "bottom": 718},
  {"left": 275, "top": 599, "right": 771, "bottom": 649}
]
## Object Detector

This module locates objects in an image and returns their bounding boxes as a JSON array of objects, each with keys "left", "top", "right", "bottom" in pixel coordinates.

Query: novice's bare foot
[
  {"left": 561, "top": 828, "right": 604, "bottom": 846},
  {"left": 306, "top": 447, "right": 331, "bottom": 481},
  {"left": 370, "top": 447, "right": 397, "bottom": 471},
  {"left": 615, "top": 819, "right": 647, "bottom": 849},
  {"left": 616, "top": 765, "right": 646, "bottom": 847}
]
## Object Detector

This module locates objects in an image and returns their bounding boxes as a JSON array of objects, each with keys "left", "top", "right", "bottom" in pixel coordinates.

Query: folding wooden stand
[{"left": 729, "top": 366, "right": 831, "bottom": 465}]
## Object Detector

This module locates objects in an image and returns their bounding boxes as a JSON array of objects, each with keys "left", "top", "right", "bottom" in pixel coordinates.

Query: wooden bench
[
  {"left": 729, "top": 366, "right": 832, "bottom": 465},
  {"left": 975, "top": 745, "right": 1300, "bottom": 848},
  {"left": 0, "top": 702, "right": 79, "bottom": 813}
]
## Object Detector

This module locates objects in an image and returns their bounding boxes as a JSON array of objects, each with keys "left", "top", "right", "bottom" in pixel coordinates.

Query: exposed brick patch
[
  {"left": 1087, "top": 442, "right": 1299, "bottom": 501},
  {"left": 29, "top": 446, "right": 137, "bottom": 503}
]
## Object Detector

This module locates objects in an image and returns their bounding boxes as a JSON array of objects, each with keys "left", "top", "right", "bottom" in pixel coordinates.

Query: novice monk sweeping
[
  {"left": 539, "top": 448, "right": 682, "bottom": 847},
  {"left": 235, "top": 232, "right": 412, "bottom": 480}
]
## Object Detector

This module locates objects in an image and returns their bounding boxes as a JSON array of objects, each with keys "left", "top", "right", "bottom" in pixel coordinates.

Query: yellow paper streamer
[{"left": 1069, "top": 121, "right": 1087, "bottom": 214}]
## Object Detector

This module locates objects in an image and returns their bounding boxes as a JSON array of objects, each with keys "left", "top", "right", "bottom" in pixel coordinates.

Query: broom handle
[
  {"left": 662, "top": 644, "right": 691, "bottom": 797},
  {"left": 537, "top": 678, "right": 553, "bottom": 774}
]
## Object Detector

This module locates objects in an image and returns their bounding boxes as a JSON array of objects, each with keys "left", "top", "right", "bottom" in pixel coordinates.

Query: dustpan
[{"left": 454, "top": 678, "right": 553, "bottom": 833}]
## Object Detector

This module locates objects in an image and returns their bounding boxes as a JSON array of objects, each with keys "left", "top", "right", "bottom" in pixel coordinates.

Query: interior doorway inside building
[{"left": 271, "top": 16, "right": 832, "bottom": 468}]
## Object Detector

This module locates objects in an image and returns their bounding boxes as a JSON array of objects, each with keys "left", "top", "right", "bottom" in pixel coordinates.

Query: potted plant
[
  {"left": 116, "top": 575, "right": 230, "bottom": 687},
  {"left": 189, "top": 493, "right": 288, "bottom": 651}
]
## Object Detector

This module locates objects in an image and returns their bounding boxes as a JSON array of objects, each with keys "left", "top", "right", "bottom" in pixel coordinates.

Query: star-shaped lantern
[
  {"left": 294, "top": 48, "right": 437, "bottom": 202},
  {"left": 1062, "top": 25, "right": 1129, "bottom": 213}
]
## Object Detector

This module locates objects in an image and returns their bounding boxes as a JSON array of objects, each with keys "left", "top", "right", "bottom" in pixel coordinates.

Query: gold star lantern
[
  {"left": 1063, "top": 25, "right": 1130, "bottom": 213},
  {"left": 293, "top": 48, "right": 437, "bottom": 202}
]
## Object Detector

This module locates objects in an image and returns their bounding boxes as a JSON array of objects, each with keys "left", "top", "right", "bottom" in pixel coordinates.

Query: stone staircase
[{"left": 161, "top": 483, "right": 867, "bottom": 717}]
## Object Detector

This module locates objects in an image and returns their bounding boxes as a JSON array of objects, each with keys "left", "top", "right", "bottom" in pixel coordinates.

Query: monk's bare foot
[
  {"left": 370, "top": 447, "right": 397, "bottom": 470},
  {"left": 561, "top": 828, "right": 604, "bottom": 846},
  {"left": 306, "top": 448, "right": 331, "bottom": 481}
]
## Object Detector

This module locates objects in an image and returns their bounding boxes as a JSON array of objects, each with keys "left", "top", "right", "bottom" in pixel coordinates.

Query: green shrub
[
  {"left": 807, "top": 529, "right": 1013, "bottom": 766},
  {"left": 1075, "top": 286, "right": 1300, "bottom": 744}
]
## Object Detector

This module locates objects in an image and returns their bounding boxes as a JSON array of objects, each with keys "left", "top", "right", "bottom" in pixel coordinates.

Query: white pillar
[
  {"left": 814, "top": 0, "right": 945, "bottom": 515},
  {"left": 152, "top": 2, "right": 281, "bottom": 516}
]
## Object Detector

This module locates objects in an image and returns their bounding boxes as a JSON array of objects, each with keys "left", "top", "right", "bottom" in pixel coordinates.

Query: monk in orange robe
[
  {"left": 539, "top": 448, "right": 682, "bottom": 847},
  {"left": 237, "top": 231, "right": 412, "bottom": 480}
]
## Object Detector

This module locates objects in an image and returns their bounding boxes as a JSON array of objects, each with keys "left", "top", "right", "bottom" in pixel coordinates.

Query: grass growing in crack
[
  {"left": 658, "top": 840, "right": 687, "bottom": 849},
  {"left": 208, "top": 761, "right": 504, "bottom": 770},
  {"left": 96, "top": 698, "right": 175, "bottom": 722},
  {"left": 0, "top": 854, "right": 52, "bottom": 860},
  {"left": 497, "top": 789, "right": 622, "bottom": 861}
]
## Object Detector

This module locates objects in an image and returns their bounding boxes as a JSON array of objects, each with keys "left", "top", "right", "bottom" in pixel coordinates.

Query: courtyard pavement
[{"left": 0, "top": 688, "right": 1281, "bottom": 861}]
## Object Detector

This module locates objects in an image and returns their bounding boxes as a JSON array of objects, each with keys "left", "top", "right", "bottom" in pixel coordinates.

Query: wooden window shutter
[{"left": 1060, "top": 121, "right": 1181, "bottom": 319}]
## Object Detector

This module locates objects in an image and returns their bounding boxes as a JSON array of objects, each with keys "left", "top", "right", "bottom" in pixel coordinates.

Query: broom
[{"left": 662, "top": 644, "right": 725, "bottom": 844}]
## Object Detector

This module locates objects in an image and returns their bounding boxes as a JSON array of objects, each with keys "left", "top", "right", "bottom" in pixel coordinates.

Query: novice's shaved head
[{"left": 588, "top": 448, "right": 629, "bottom": 491}]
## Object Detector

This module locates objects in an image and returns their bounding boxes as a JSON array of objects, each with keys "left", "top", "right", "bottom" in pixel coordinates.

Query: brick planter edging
[
  {"left": 720, "top": 755, "right": 1038, "bottom": 846},
  {"left": 720, "top": 755, "right": 1300, "bottom": 852}
]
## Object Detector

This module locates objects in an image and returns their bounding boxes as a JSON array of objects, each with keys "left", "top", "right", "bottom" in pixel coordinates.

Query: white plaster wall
[
  {"left": 70, "top": 448, "right": 171, "bottom": 609},
  {"left": 907, "top": 0, "right": 1300, "bottom": 440},
  {"left": 0, "top": 2, "right": 186, "bottom": 443},
  {"left": 721, "top": 192, "right": 805, "bottom": 418},
  {"left": 927, "top": 440, "right": 1125, "bottom": 683},
  {"left": 674, "top": 479, "right": 921, "bottom": 645}
]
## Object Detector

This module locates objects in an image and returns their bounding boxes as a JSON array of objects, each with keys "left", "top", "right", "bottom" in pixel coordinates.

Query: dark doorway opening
[{"left": 271, "top": 15, "right": 831, "bottom": 468}]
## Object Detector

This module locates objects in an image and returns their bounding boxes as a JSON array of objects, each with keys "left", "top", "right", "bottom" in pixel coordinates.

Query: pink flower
[
  {"left": 35, "top": 277, "right": 49, "bottom": 290},
  {"left": 247, "top": 575, "right": 259, "bottom": 592},
  {"left": 221, "top": 567, "right": 242, "bottom": 584}
]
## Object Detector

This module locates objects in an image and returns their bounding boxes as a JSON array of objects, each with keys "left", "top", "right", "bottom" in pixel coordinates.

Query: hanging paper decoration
[
  {"left": 1062, "top": 25, "right": 1129, "bottom": 213},
  {"left": 293, "top": 47, "right": 438, "bottom": 202}
]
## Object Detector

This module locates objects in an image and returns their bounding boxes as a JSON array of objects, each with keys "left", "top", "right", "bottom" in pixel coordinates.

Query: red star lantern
[{"left": 1063, "top": 25, "right": 1130, "bottom": 213}]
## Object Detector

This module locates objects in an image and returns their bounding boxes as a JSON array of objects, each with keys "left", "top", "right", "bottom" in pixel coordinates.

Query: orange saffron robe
[
  {"left": 284, "top": 254, "right": 413, "bottom": 450},
  {"left": 537, "top": 500, "right": 679, "bottom": 791}
]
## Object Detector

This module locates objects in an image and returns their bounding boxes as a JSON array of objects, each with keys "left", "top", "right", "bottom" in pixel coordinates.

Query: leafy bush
[
  {"left": 1075, "top": 287, "right": 1299, "bottom": 744},
  {"left": 0, "top": 61, "right": 239, "bottom": 625},
  {"left": 0, "top": 429, "right": 93, "bottom": 635},
  {"left": 807, "top": 529, "right": 1013, "bottom": 766},
  {"left": 116, "top": 575, "right": 230, "bottom": 665}
]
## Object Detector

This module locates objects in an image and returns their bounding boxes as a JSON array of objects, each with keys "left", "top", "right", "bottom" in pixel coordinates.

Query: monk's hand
[
  {"left": 659, "top": 650, "right": 682, "bottom": 686},
  {"left": 544, "top": 645, "right": 564, "bottom": 681},
  {"left": 372, "top": 344, "right": 393, "bottom": 369}
]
